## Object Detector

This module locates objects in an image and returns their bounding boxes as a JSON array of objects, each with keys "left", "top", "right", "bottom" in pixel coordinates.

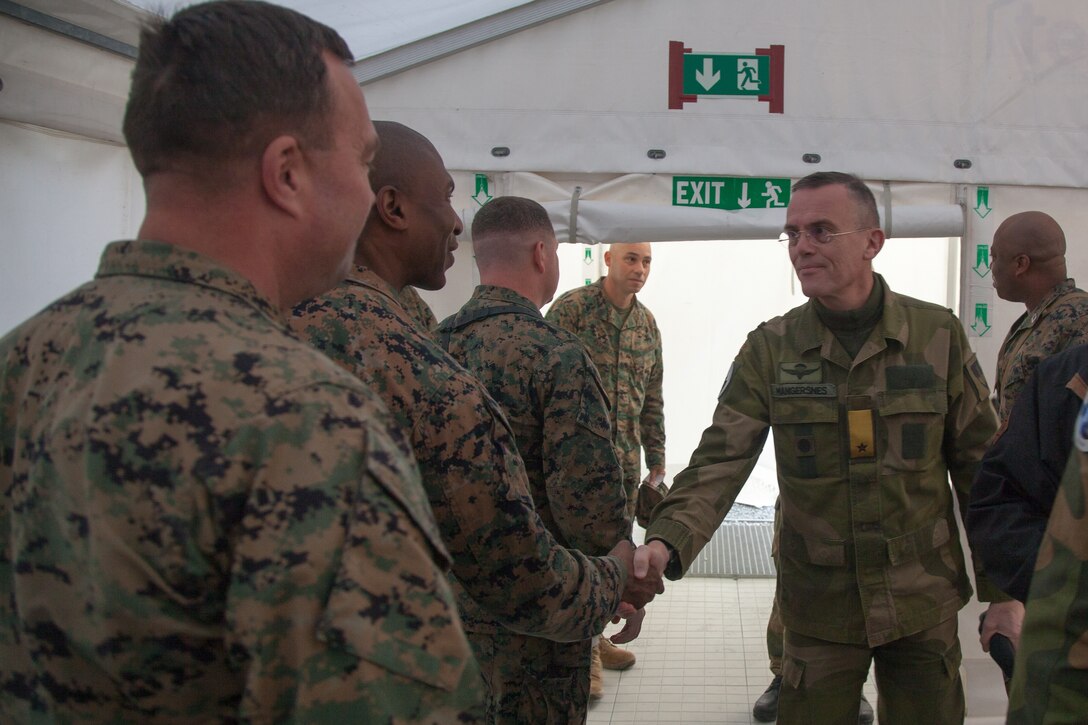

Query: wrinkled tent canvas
[{"left": 2, "top": 0, "right": 1087, "bottom": 486}]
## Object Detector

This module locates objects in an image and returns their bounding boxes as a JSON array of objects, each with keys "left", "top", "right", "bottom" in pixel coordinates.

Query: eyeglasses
[{"left": 778, "top": 226, "right": 876, "bottom": 247}]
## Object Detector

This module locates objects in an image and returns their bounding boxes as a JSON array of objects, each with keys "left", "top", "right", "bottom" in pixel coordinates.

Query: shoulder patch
[
  {"left": 1077, "top": 400, "right": 1088, "bottom": 453},
  {"left": 718, "top": 361, "right": 738, "bottom": 400}
]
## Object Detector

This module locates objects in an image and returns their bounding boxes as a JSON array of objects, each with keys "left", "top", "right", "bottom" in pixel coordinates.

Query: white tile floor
[{"left": 587, "top": 576, "right": 1009, "bottom": 725}]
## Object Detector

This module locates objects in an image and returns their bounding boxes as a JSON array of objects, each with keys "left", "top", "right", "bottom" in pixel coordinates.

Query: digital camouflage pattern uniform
[
  {"left": 994, "top": 278, "right": 1088, "bottom": 426},
  {"left": 1007, "top": 402, "right": 1088, "bottom": 725},
  {"left": 397, "top": 284, "right": 438, "bottom": 333},
  {"left": 546, "top": 278, "right": 664, "bottom": 516},
  {"left": 437, "top": 284, "right": 632, "bottom": 724},
  {"left": 647, "top": 277, "right": 999, "bottom": 723},
  {"left": 0, "top": 241, "right": 483, "bottom": 724},
  {"left": 291, "top": 268, "right": 626, "bottom": 652}
]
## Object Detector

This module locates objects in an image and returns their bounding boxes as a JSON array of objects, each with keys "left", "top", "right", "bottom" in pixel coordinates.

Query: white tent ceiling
[{"left": 123, "top": 0, "right": 534, "bottom": 59}]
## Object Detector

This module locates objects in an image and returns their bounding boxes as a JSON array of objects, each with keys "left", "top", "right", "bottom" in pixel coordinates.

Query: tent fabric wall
[
  {"left": 0, "top": 121, "right": 143, "bottom": 335},
  {"left": 362, "top": 0, "right": 1088, "bottom": 189}
]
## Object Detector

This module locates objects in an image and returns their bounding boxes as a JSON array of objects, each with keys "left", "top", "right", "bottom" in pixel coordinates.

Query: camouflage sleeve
[
  {"left": 645, "top": 333, "right": 771, "bottom": 576},
  {"left": 226, "top": 383, "right": 484, "bottom": 723},
  {"left": 539, "top": 344, "right": 631, "bottom": 554},
  {"left": 543, "top": 293, "right": 582, "bottom": 337},
  {"left": 640, "top": 317, "right": 666, "bottom": 470},
  {"left": 1006, "top": 444, "right": 1088, "bottom": 724},
  {"left": 415, "top": 385, "right": 626, "bottom": 642},
  {"left": 942, "top": 321, "right": 1005, "bottom": 602}
]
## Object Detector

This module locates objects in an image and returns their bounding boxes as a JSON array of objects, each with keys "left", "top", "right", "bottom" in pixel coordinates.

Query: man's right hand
[
  {"left": 634, "top": 539, "right": 670, "bottom": 580},
  {"left": 609, "top": 540, "right": 664, "bottom": 609}
]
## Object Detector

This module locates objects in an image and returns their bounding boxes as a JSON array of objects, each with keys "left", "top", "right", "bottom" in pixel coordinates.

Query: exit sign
[
  {"left": 668, "top": 41, "right": 784, "bottom": 113},
  {"left": 673, "top": 176, "right": 790, "bottom": 211}
]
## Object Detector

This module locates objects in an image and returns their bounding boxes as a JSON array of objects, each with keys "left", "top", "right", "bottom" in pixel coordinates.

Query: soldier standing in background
[
  {"left": 437, "top": 196, "right": 635, "bottom": 718},
  {"left": 291, "top": 122, "right": 662, "bottom": 722},
  {"left": 639, "top": 171, "right": 1001, "bottom": 724},
  {"left": 990, "top": 210, "right": 1088, "bottom": 427},
  {"left": 547, "top": 240, "right": 664, "bottom": 678},
  {"left": 0, "top": 3, "right": 483, "bottom": 722},
  {"left": 967, "top": 210, "right": 1088, "bottom": 689}
]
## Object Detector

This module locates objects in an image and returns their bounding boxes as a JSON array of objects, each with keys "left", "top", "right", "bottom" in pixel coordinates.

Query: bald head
[
  {"left": 369, "top": 120, "right": 441, "bottom": 194},
  {"left": 603, "top": 242, "right": 653, "bottom": 307},
  {"left": 993, "top": 211, "right": 1066, "bottom": 262},
  {"left": 991, "top": 211, "right": 1068, "bottom": 307}
]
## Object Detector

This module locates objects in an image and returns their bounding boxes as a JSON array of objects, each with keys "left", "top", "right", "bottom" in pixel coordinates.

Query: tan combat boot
[
  {"left": 599, "top": 637, "right": 636, "bottom": 670},
  {"left": 589, "top": 641, "right": 604, "bottom": 700}
]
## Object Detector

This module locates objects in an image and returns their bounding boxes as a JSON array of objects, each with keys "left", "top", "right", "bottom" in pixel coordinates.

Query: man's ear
[
  {"left": 603, "top": 249, "right": 612, "bottom": 269},
  {"left": 1013, "top": 253, "right": 1032, "bottom": 277},
  {"left": 261, "top": 135, "right": 305, "bottom": 218},
  {"left": 862, "top": 229, "right": 886, "bottom": 261},
  {"left": 532, "top": 240, "right": 547, "bottom": 273},
  {"left": 373, "top": 185, "right": 409, "bottom": 231}
]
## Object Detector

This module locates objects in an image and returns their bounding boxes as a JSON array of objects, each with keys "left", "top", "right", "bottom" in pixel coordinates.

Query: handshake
[
  {"left": 604, "top": 539, "right": 672, "bottom": 643},
  {"left": 607, "top": 539, "right": 672, "bottom": 610}
]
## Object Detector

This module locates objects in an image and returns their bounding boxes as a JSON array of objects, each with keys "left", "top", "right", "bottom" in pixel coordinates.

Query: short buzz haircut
[
  {"left": 471, "top": 196, "right": 554, "bottom": 241},
  {"left": 792, "top": 172, "right": 881, "bottom": 229},
  {"left": 123, "top": 0, "right": 353, "bottom": 177}
]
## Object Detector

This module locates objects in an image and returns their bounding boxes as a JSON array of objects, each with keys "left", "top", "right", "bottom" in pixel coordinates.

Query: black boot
[{"left": 752, "top": 674, "right": 782, "bottom": 722}]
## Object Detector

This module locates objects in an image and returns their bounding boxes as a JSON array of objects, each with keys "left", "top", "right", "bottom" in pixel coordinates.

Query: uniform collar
[
  {"left": 1024, "top": 278, "right": 1079, "bottom": 327},
  {"left": 346, "top": 264, "right": 401, "bottom": 304},
  {"left": 474, "top": 285, "right": 542, "bottom": 316},
  {"left": 795, "top": 274, "right": 909, "bottom": 362},
  {"left": 95, "top": 240, "right": 281, "bottom": 322}
]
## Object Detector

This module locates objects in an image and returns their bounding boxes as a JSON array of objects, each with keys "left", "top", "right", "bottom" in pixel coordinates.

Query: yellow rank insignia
[
  {"left": 778, "top": 362, "right": 821, "bottom": 383},
  {"left": 848, "top": 409, "right": 875, "bottom": 459}
]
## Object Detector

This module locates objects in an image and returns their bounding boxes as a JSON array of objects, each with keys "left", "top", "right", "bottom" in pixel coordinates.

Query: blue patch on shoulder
[{"left": 1076, "top": 400, "right": 1088, "bottom": 453}]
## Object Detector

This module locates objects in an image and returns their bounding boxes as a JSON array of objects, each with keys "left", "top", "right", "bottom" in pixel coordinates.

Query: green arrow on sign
[
  {"left": 682, "top": 53, "right": 769, "bottom": 96},
  {"left": 971, "top": 302, "right": 992, "bottom": 336},
  {"left": 973, "top": 244, "right": 991, "bottom": 278},
  {"left": 974, "top": 187, "right": 992, "bottom": 219},
  {"left": 472, "top": 174, "right": 493, "bottom": 207},
  {"left": 673, "top": 175, "right": 789, "bottom": 211}
]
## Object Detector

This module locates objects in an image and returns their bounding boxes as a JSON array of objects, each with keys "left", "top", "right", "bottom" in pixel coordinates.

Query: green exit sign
[
  {"left": 673, "top": 176, "right": 790, "bottom": 211},
  {"left": 682, "top": 54, "right": 769, "bottom": 96}
]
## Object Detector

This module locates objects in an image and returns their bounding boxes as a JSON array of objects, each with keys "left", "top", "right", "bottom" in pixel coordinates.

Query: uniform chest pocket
[
  {"left": 769, "top": 393, "right": 838, "bottom": 479},
  {"left": 877, "top": 390, "right": 947, "bottom": 472}
]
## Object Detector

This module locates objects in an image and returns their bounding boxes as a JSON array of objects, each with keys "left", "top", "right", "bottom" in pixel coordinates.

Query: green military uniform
[
  {"left": 546, "top": 278, "right": 664, "bottom": 516},
  {"left": 437, "top": 285, "right": 632, "bottom": 724},
  {"left": 647, "top": 275, "right": 999, "bottom": 723},
  {"left": 0, "top": 241, "right": 483, "bottom": 723},
  {"left": 292, "top": 267, "right": 626, "bottom": 650},
  {"left": 994, "top": 278, "right": 1088, "bottom": 425},
  {"left": 1007, "top": 402, "right": 1088, "bottom": 724},
  {"left": 397, "top": 284, "right": 438, "bottom": 333}
]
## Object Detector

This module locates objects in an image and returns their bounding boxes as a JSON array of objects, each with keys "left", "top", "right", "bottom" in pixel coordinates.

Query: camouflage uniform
[
  {"left": 994, "top": 278, "right": 1088, "bottom": 425},
  {"left": 1006, "top": 405, "right": 1088, "bottom": 725},
  {"left": 291, "top": 268, "right": 625, "bottom": 648},
  {"left": 0, "top": 241, "right": 483, "bottom": 724},
  {"left": 397, "top": 284, "right": 438, "bottom": 333},
  {"left": 437, "top": 285, "right": 632, "bottom": 724},
  {"left": 647, "top": 276, "right": 999, "bottom": 723},
  {"left": 546, "top": 278, "right": 665, "bottom": 515}
]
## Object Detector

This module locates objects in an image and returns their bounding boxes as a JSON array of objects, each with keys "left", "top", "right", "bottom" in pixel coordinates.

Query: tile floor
[{"left": 587, "top": 576, "right": 1009, "bottom": 724}]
